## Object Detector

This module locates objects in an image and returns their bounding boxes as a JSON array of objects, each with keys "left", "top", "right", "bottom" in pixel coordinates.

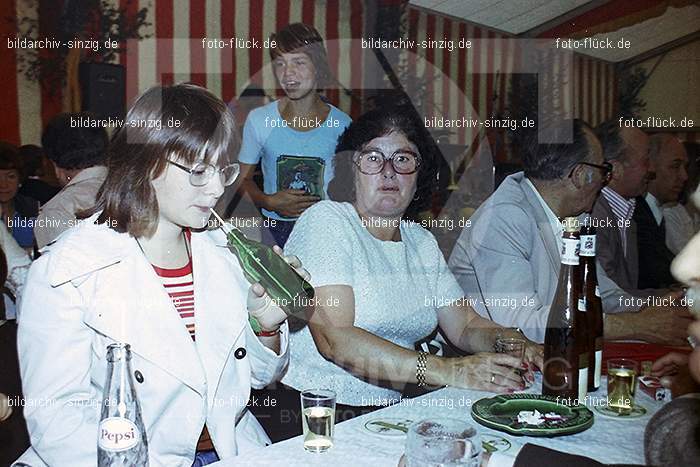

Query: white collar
[{"left": 645, "top": 192, "right": 664, "bottom": 225}]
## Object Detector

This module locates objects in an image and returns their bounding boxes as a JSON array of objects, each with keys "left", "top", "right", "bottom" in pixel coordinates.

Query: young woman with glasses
[{"left": 16, "top": 84, "right": 308, "bottom": 467}]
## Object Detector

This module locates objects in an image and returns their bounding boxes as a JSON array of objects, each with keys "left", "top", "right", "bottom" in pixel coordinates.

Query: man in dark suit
[
  {"left": 635, "top": 134, "right": 689, "bottom": 289},
  {"left": 591, "top": 123, "right": 690, "bottom": 346}
]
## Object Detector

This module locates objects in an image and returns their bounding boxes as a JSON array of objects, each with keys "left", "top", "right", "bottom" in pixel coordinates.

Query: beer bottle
[
  {"left": 98, "top": 343, "right": 148, "bottom": 467},
  {"left": 580, "top": 219, "right": 603, "bottom": 391},
  {"left": 210, "top": 210, "right": 315, "bottom": 324},
  {"left": 543, "top": 217, "right": 588, "bottom": 402}
]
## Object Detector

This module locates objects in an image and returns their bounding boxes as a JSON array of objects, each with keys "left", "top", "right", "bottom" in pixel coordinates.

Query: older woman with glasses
[
  {"left": 259, "top": 107, "right": 543, "bottom": 440},
  {"left": 16, "top": 84, "right": 307, "bottom": 467}
]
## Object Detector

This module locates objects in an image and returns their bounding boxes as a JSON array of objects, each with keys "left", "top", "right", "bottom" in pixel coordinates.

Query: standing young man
[{"left": 237, "top": 23, "right": 351, "bottom": 247}]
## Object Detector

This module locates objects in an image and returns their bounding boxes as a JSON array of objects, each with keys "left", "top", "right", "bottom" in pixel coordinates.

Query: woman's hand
[
  {"left": 522, "top": 341, "right": 544, "bottom": 385},
  {"left": 435, "top": 353, "right": 525, "bottom": 392},
  {"left": 246, "top": 246, "right": 310, "bottom": 331},
  {"left": 0, "top": 393, "right": 12, "bottom": 422}
]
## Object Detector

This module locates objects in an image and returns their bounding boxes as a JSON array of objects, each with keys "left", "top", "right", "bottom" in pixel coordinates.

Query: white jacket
[
  {"left": 0, "top": 219, "right": 31, "bottom": 306},
  {"left": 15, "top": 215, "right": 289, "bottom": 466}
]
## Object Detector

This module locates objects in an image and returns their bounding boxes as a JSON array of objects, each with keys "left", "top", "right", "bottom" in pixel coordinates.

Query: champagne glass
[
  {"left": 300, "top": 389, "right": 336, "bottom": 453},
  {"left": 404, "top": 418, "right": 481, "bottom": 467},
  {"left": 607, "top": 359, "right": 638, "bottom": 414}
]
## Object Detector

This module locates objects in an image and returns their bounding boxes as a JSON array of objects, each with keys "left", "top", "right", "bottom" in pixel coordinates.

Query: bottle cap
[
  {"left": 106, "top": 343, "right": 132, "bottom": 362},
  {"left": 562, "top": 217, "right": 580, "bottom": 233}
]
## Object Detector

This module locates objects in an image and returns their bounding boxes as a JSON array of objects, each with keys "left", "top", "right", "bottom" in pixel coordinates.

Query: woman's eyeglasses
[
  {"left": 167, "top": 160, "right": 240, "bottom": 187},
  {"left": 568, "top": 161, "right": 613, "bottom": 184},
  {"left": 354, "top": 150, "right": 422, "bottom": 175}
]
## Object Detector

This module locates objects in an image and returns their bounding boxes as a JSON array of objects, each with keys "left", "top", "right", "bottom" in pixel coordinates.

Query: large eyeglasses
[
  {"left": 568, "top": 161, "right": 613, "bottom": 184},
  {"left": 354, "top": 149, "right": 421, "bottom": 175},
  {"left": 167, "top": 160, "right": 240, "bottom": 187}
]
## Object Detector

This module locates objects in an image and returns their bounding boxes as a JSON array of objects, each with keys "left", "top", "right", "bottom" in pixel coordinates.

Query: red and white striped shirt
[{"left": 151, "top": 233, "right": 196, "bottom": 340}]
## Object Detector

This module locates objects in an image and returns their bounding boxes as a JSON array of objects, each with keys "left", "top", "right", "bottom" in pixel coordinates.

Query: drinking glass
[
  {"left": 607, "top": 359, "right": 638, "bottom": 414},
  {"left": 495, "top": 337, "right": 528, "bottom": 387},
  {"left": 300, "top": 389, "right": 336, "bottom": 453},
  {"left": 404, "top": 418, "right": 481, "bottom": 467}
]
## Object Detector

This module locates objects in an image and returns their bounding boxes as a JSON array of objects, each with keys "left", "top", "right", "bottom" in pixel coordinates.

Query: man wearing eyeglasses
[
  {"left": 592, "top": 124, "right": 691, "bottom": 345},
  {"left": 449, "top": 119, "right": 609, "bottom": 344}
]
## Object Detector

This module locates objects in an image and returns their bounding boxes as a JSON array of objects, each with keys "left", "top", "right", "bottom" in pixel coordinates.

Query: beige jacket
[{"left": 34, "top": 166, "right": 107, "bottom": 249}]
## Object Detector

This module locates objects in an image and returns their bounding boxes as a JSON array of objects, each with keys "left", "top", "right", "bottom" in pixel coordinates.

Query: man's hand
[
  {"left": 660, "top": 289, "right": 686, "bottom": 305},
  {"left": 266, "top": 190, "right": 320, "bottom": 218},
  {"left": 652, "top": 352, "right": 700, "bottom": 397},
  {"left": 652, "top": 352, "right": 688, "bottom": 377},
  {"left": 631, "top": 305, "right": 694, "bottom": 346}
]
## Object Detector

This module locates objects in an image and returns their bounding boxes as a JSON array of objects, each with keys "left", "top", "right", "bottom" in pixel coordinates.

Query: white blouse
[{"left": 283, "top": 201, "right": 464, "bottom": 405}]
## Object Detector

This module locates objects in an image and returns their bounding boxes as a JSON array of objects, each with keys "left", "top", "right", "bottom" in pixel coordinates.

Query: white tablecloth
[{"left": 213, "top": 376, "right": 662, "bottom": 467}]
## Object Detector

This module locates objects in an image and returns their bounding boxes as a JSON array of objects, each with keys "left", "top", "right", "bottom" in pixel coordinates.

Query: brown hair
[
  {"left": 89, "top": 83, "right": 237, "bottom": 237},
  {"left": 269, "top": 23, "right": 333, "bottom": 89}
]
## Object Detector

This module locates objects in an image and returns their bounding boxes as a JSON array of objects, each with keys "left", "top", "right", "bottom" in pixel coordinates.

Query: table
[{"left": 213, "top": 375, "right": 663, "bottom": 467}]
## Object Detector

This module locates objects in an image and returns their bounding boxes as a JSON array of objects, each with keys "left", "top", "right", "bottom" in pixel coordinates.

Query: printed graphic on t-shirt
[{"left": 276, "top": 155, "right": 325, "bottom": 199}]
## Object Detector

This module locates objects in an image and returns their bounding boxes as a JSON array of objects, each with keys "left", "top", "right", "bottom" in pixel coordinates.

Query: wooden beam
[
  {"left": 523, "top": 0, "right": 612, "bottom": 37},
  {"left": 621, "top": 31, "right": 700, "bottom": 68},
  {"left": 407, "top": 3, "right": 516, "bottom": 37}
]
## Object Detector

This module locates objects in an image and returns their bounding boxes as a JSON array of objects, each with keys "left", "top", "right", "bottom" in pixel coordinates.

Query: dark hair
[
  {"left": 595, "top": 120, "right": 625, "bottom": 163},
  {"left": 648, "top": 133, "right": 676, "bottom": 163},
  {"left": 41, "top": 112, "right": 108, "bottom": 170},
  {"left": 682, "top": 142, "right": 699, "bottom": 203},
  {"left": 0, "top": 141, "right": 24, "bottom": 178},
  {"left": 269, "top": 23, "right": 333, "bottom": 89},
  {"left": 522, "top": 119, "right": 595, "bottom": 180},
  {"left": 18, "top": 144, "right": 45, "bottom": 177},
  {"left": 328, "top": 106, "right": 437, "bottom": 215},
  {"left": 89, "top": 83, "right": 237, "bottom": 236}
]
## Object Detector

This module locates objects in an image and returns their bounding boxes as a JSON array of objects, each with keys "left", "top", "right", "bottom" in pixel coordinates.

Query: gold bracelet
[{"left": 416, "top": 351, "right": 428, "bottom": 388}]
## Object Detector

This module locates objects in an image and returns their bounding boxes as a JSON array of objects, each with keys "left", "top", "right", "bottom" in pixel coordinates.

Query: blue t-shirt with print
[{"left": 237, "top": 100, "right": 351, "bottom": 221}]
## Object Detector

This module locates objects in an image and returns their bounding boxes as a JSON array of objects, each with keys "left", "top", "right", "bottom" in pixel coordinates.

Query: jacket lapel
[
  {"left": 46, "top": 218, "right": 247, "bottom": 397},
  {"left": 82, "top": 246, "right": 208, "bottom": 396},
  {"left": 519, "top": 176, "right": 560, "bottom": 272}
]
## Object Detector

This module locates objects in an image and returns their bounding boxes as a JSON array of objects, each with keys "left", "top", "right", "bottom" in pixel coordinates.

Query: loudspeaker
[{"left": 79, "top": 62, "right": 125, "bottom": 120}]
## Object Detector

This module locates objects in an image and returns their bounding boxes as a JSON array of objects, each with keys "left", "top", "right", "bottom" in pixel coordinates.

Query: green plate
[{"left": 471, "top": 394, "right": 594, "bottom": 437}]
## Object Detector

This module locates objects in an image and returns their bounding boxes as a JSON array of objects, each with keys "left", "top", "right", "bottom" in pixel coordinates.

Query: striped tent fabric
[
  {"left": 406, "top": 6, "right": 617, "bottom": 162},
  {"left": 3, "top": 0, "right": 366, "bottom": 145},
  {"left": 3, "top": 0, "right": 619, "bottom": 152}
]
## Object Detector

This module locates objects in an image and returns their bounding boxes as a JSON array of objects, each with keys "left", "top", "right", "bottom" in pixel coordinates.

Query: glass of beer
[
  {"left": 404, "top": 418, "right": 482, "bottom": 467},
  {"left": 495, "top": 337, "right": 528, "bottom": 387},
  {"left": 607, "top": 359, "right": 638, "bottom": 414},
  {"left": 300, "top": 389, "right": 336, "bottom": 453}
]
